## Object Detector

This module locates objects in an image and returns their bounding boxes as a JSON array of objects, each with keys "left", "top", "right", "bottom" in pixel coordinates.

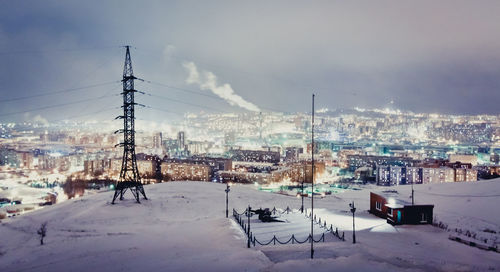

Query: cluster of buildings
[
  {"left": 82, "top": 152, "right": 327, "bottom": 185},
  {"left": 218, "top": 161, "right": 325, "bottom": 184},
  {"left": 376, "top": 164, "right": 477, "bottom": 186},
  {"left": 1, "top": 108, "right": 499, "bottom": 190}
]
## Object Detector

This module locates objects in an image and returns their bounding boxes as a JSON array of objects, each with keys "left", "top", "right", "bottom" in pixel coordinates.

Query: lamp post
[
  {"left": 310, "top": 93, "right": 315, "bottom": 259},
  {"left": 301, "top": 162, "right": 305, "bottom": 213},
  {"left": 225, "top": 183, "right": 231, "bottom": 218},
  {"left": 411, "top": 181, "right": 415, "bottom": 206},
  {"left": 349, "top": 201, "right": 356, "bottom": 244}
]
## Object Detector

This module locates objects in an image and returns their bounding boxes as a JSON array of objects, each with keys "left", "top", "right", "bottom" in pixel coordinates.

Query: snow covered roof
[
  {"left": 385, "top": 203, "right": 405, "bottom": 209},
  {"left": 373, "top": 191, "right": 412, "bottom": 207}
]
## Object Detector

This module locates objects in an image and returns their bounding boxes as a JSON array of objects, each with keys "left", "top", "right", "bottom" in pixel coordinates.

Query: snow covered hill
[{"left": 0, "top": 180, "right": 499, "bottom": 272}]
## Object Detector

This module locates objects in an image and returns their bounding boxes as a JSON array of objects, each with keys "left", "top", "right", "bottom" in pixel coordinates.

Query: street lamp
[
  {"left": 411, "top": 180, "right": 415, "bottom": 206},
  {"left": 349, "top": 201, "right": 356, "bottom": 244},
  {"left": 301, "top": 162, "right": 305, "bottom": 213},
  {"left": 225, "top": 182, "right": 231, "bottom": 218},
  {"left": 310, "top": 94, "right": 315, "bottom": 259}
]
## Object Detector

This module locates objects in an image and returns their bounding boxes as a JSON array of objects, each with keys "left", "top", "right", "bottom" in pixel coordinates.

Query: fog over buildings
[{"left": 1, "top": 0, "right": 500, "bottom": 123}]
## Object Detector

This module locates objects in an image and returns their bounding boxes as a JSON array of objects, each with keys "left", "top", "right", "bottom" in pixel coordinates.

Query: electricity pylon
[{"left": 112, "top": 46, "right": 147, "bottom": 204}]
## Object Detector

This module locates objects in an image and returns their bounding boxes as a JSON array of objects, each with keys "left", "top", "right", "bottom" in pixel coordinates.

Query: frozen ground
[
  {"left": 0, "top": 180, "right": 499, "bottom": 271},
  {"left": 0, "top": 178, "right": 69, "bottom": 219},
  {"left": 0, "top": 178, "right": 63, "bottom": 205},
  {"left": 247, "top": 210, "right": 333, "bottom": 242}
]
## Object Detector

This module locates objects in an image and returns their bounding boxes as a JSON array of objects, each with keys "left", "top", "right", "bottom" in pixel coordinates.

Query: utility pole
[
  {"left": 259, "top": 111, "right": 263, "bottom": 141},
  {"left": 349, "top": 201, "right": 356, "bottom": 244},
  {"left": 112, "top": 46, "right": 147, "bottom": 204},
  {"left": 301, "top": 162, "right": 305, "bottom": 213},
  {"left": 411, "top": 181, "right": 415, "bottom": 205},
  {"left": 225, "top": 183, "right": 231, "bottom": 218},
  {"left": 310, "top": 94, "right": 315, "bottom": 259},
  {"left": 247, "top": 205, "right": 251, "bottom": 248}
]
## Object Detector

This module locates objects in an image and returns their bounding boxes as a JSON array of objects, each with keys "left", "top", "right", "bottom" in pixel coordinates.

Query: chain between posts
[
  {"left": 232, "top": 207, "right": 344, "bottom": 247},
  {"left": 252, "top": 233, "right": 326, "bottom": 246},
  {"left": 304, "top": 208, "right": 345, "bottom": 241}
]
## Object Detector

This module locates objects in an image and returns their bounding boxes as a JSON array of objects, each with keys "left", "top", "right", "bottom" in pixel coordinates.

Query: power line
[
  {"left": 136, "top": 46, "right": 362, "bottom": 112},
  {"left": 1, "top": 45, "right": 302, "bottom": 119},
  {"left": 135, "top": 47, "right": 357, "bottom": 94},
  {"left": 0, "top": 94, "right": 117, "bottom": 118},
  {"left": 0, "top": 81, "right": 120, "bottom": 104},
  {"left": 51, "top": 107, "right": 120, "bottom": 123},
  {"left": 135, "top": 47, "right": 317, "bottom": 89},
  {"left": 143, "top": 92, "right": 227, "bottom": 113},
  {"left": 49, "top": 85, "right": 123, "bottom": 123},
  {"left": 144, "top": 106, "right": 184, "bottom": 116},
  {"left": 142, "top": 80, "right": 223, "bottom": 101},
  {"left": 0, "top": 46, "right": 121, "bottom": 56},
  {"left": 6, "top": 44, "right": 300, "bottom": 114},
  {"left": 141, "top": 79, "right": 289, "bottom": 113}
]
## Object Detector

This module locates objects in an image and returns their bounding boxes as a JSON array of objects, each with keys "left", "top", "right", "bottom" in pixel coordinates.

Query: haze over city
[
  {"left": 1, "top": 1, "right": 500, "bottom": 272},
  {"left": 1, "top": 0, "right": 500, "bottom": 124}
]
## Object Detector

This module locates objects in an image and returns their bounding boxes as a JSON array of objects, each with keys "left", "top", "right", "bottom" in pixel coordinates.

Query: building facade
[
  {"left": 160, "top": 161, "right": 211, "bottom": 181},
  {"left": 377, "top": 165, "right": 477, "bottom": 186}
]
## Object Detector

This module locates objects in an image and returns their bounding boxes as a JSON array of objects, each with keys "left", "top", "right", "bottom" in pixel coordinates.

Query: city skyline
[
  {"left": 2, "top": 2, "right": 500, "bottom": 271},
  {"left": 1, "top": 1, "right": 500, "bottom": 125}
]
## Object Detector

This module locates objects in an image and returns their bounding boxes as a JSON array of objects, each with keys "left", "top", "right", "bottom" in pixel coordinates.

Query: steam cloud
[
  {"left": 24, "top": 113, "right": 49, "bottom": 126},
  {"left": 183, "top": 62, "right": 260, "bottom": 112}
]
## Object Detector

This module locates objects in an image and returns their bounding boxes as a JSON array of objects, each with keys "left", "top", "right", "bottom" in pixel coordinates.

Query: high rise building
[
  {"left": 177, "top": 131, "right": 185, "bottom": 151},
  {"left": 153, "top": 132, "right": 162, "bottom": 149}
]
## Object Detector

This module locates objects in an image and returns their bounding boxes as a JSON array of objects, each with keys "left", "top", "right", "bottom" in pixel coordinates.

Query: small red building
[{"left": 370, "top": 192, "right": 434, "bottom": 225}]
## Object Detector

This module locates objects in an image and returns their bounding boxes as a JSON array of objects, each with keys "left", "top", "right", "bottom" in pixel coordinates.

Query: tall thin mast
[{"left": 310, "top": 93, "right": 315, "bottom": 259}]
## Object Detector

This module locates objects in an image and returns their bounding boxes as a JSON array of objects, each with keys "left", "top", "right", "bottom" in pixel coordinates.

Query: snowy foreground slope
[{"left": 0, "top": 180, "right": 499, "bottom": 272}]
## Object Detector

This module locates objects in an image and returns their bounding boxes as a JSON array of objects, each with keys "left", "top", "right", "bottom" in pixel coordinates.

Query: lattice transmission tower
[{"left": 112, "top": 46, "right": 147, "bottom": 204}]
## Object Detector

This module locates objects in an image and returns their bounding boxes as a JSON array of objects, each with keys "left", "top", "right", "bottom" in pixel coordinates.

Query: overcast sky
[{"left": 1, "top": 0, "right": 500, "bottom": 123}]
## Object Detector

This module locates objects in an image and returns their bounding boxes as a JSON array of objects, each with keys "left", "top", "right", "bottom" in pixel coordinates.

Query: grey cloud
[{"left": 1, "top": 0, "right": 500, "bottom": 122}]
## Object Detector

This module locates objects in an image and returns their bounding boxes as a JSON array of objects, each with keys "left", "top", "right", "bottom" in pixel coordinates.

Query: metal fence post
[{"left": 247, "top": 205, "right": 251, "bottom": 248}]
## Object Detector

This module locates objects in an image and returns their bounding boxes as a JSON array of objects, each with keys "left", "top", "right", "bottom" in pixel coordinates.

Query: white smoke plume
[
  {"left": 183, "top": 61, "right": 260, "bottom": 112},
  {"left": 24, "top": 113, "right": 49, "bottom": 126}
]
